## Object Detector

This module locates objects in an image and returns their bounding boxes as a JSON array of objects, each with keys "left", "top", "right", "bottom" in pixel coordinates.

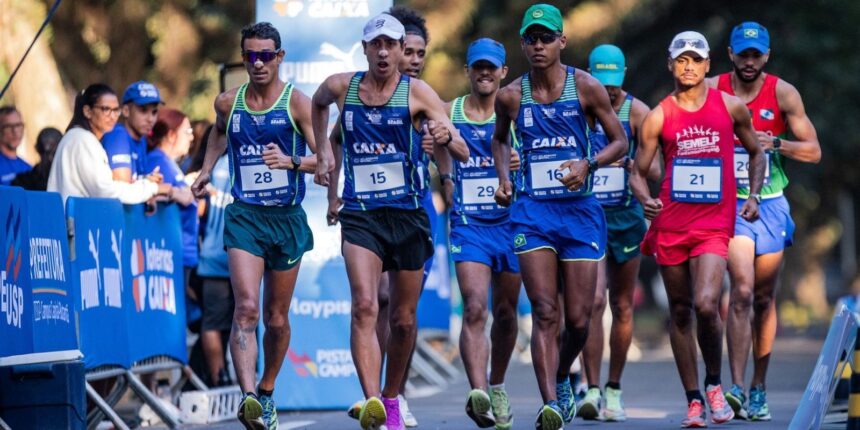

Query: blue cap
[
  {"left": 122, "top": 81, "right": 163, "bottom": 105},
  {"left": 730, "top": 22, "right": 770, "bottom": 54},
  {"left": 466, "top": 38, "right": 506, "bottom": 68},
  {"left": 589, "top": 44, "right": 625, "bottom": 87}
]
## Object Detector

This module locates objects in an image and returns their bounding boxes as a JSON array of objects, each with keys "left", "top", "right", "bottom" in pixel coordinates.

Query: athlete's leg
[
  {"left": 344, "top": 241, "right": 384, "bottom": 398},
  {"left": 228, "top": 249, "right": 265, "bottom": 394},
  {"left": 750, "top": 251, "right": 783, "bottom": 387},
  {"left": 258, "top": 263, "right": 302, "bottom": 391},
  {"left": 727, "top": 236, "right": 756, "bottom": 387},
  {"left": 556, "top": 260, "right": 599, "bottom": 384},
  {"left": 689, "top": 254, "right": 728, "bottom": 381},
  {"left": 519, "top": 249, "right": 561, "bottom": 402},
  {"left": 661, "top": 263, "right": 698, "bottom": 391},
  {"left": 457, "top": 261, "right": 493, "bottom": 389},
  {"left": 606, "top": 255, "right": 639, "bottom": 385},
  {"left": 581, "top": 259, "right": 608, "bottom": 387},
  {"left": 383, "top": 268, "right": 424, "bottom": 398},
  {"left": 377, "top": 272, "right": 391, "bottom": 369},
  {"left": 488, "top": 270, "right": 521, "bottom": 385}
]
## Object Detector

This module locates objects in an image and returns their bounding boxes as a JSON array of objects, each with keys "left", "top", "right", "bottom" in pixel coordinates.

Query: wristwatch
[
  {"left": 772, "top": 137, "right": 782, "bottom": 150},
  {"left": 439, "top": 173, "right": 454, "bottom": 183},
  {"left": 586, "top": 157, "right": 599, "bottom": 174},
  {"left": 750, "top": 193, "right": 762, "bottom": 204},
  {"left": 291, "top": 155, "right": 302, "bottom": 170}
]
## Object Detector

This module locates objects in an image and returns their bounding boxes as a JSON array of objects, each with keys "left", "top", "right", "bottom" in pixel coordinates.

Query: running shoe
[
  {"left": 577, "top": 387, "right": 601, "bottom": 420},
  {"left": 748, "top": 384, "right": 772, "bottom": 421},
  {"left": 490, "top": 386, "right": 513, "bottom": 430},
  {"left": 237, "top": 393, "right": 265, "bottom": 430},
  {"left": 398, "top": 395, "right": 418, "bottom": 428},
  {"left": 705, "top": 384, "right": 734, "bottom": 424},
  {"left": 680, "top": 399, "right": 707, "bottom": 428},
  {"left": 383, "top": 397, "right": 404, "bottom": 430},
  {"left": 359, "top": 396, "right": 386, "bottom": 430},
  {"left": 348, "top": 399, "right": 364, "bottom": 420},
  {"left": 602, "top": 386, "right": 627, "bottom": 422},
  {"left": 260, "top": 393, "right": 278, "bottom": 430},
  {"left": 724, "top": 384, "right": 748, "bottom": 420},
  {"left": 555, "top": 380, "right": 575, "bottom": 423},
  {"left": 534, "top": 401, "right": 564, "bottom": 430},
  {"left": 465, "top": 389, "right": 495, "bottom": 428}
]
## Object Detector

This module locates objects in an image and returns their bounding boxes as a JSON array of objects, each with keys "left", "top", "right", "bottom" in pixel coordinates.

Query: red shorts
[{"left": 641, "top": 229, "right": 730, "bottom": 266}]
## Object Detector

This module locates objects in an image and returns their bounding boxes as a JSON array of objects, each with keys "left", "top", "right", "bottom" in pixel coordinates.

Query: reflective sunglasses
[
  {"left": 670, "top": 39, "right": 707, "bottom": 50},
  {"left": 242, "top": 50, "right": 281, "bottom": 64},
  {"left": 522, "top": 32, "right": 562, "bottom": 46}
]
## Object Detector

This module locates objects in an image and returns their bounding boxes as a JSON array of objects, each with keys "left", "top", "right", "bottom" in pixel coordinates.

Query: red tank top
[
  {"left": 717, "top": 73, "right": 786, "bottom": 139},
  {"left": 653, "top": 88, "right": 737, "bottom": 234}
]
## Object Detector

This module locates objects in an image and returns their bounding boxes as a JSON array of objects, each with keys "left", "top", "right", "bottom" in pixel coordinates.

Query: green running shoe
[
  {"left": 577, "top": 387, "right": 601, "bottom": 420},
  {"left": 359, "top": 396, "right": 386, "bottom": 430},
  {"left": 602, "top": 386, "right": 626, "bottom": 422},
  {"left": 490, "top": 386, "right": 512, "bottom": 430},
  {"left": 465, "top": 389, "right": 495, "bottom": 428},
  {"left": 534, "top": 401, "right": 563, "bottom": 430},
  {"left": 724, "top": 384, "right": 748, "bottom": 420},
  {"left": 237, "top": 393, "right": 265, "bottom": 430}
]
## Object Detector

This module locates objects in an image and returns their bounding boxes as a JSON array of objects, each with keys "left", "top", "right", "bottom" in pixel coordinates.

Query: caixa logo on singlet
[
  {"left": 1, "top": 206, "right": 24, "bottom": 328},
  {"left": 131, "top": 239, "right": 177, "bottom": 315}
]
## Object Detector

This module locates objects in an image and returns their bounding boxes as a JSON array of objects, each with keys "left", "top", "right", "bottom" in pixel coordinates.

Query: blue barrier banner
[
  {"left": 26, "top": 191, "right": 77, "bottom": 354},
  {"left": 417, "top": 210, "right": 452, "bottom": 330},
  {"left": 261, "top": 181, "right": 362, "bottom": 410},
  {"left": 123, "top": 204, "right": 186, "bottom": 364},
  {"left": 0, "top": 186, "right": 33, "bottom": 359},
  {"left": 66, "top": 197, "right": 130, "bottom": 370}
]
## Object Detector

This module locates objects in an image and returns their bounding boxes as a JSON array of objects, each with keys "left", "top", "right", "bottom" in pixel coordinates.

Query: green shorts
[
  {"left": 604, "top": 204, "right": 647, "bottom": 264},
  {"left": 223, "top": 201, "right": 314, "bottom": 271}
]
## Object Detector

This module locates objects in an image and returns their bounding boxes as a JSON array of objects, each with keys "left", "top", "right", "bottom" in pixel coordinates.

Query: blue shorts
[
  {"left": 510, "top": 194, "right": 606, "bottom": 261},
  {"left": 450, "top": 223, "right": 520, "bottom": 273},
  {"left": 735, "top": 195, "right": 795, "bottom": 255}
]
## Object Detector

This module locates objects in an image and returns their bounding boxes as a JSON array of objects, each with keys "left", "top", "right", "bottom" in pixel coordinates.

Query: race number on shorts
[{"left": 671, "top": 157, "right": 722, "bottom": 203}]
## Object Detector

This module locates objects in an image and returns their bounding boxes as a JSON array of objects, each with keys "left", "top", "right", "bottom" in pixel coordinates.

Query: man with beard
[{"left": 706, "top": 22, "right": 820, "bottom": 421}]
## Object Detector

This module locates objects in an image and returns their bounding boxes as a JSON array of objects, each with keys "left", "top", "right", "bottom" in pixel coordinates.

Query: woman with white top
[{"left": 48, "top": 83, "right": 171, "bottom": 203}]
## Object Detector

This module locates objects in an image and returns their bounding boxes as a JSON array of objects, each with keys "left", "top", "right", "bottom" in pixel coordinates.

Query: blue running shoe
[
  {"left": 260, "top": 393, "right": 278, "bottom": 430},
  {"left": 534, "top": 401, "right": 563, "bottom": 430},
  {"left": 748, "top": 384, "right": 771, "bottom": 421},
  {"left": 555, "top": 380, "right": 575, "bottom": 423},
  {"left": 724, "top": 384, "right": 748, "bottom": 420}
]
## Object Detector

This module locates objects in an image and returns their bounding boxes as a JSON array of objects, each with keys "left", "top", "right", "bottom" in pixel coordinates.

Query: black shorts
[
  {"left": 201, "top": 277, "right": 234, "bottom": 331},
  {"left": 339, "top": 208, "right": 434, "bottom": 272}
]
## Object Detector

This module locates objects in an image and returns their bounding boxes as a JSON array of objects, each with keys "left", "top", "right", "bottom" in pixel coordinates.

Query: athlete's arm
[
  {"left": 630, "top": 106, "right": 664, "bottom": 220},
  {"left": 191, "top": 90, "right": 233, "bottom": 198},
  {"left": 433, "top": 101, "right": 455, "bottom": 208},
  {"left": 491, "top": 83, "right": 519, "bottom": 207},
  {"left": 727, "top": 93, "right": 764, "bottom": 221},
  {"left": 774, "top": 80, "right": 821, "bottom": 163},
  {"left": 630, "top": 97, "right": 662, "bottom": 181},
  {"left": 326, "top": 122, "right": 344, "bottom": 225},
  {"left": 410, "top": 80, "right": 469, "bottom": 162},
  {"left": 286, "top": 89, "right": 319, "bottom": 173},
  {"left": 311, "top": 73, "right": 350, "bottom": 186}
]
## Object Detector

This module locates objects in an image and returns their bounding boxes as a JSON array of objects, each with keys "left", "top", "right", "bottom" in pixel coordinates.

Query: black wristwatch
[
  {"left": 439, "top": 173, "right": 454, "bottom": 183},
  {"left": 586, "top": 157, "right": 599, "bottom": 174},
  {"left": 291, "top": 155, "right": 302, "bottom": 170},
  {"left": 441, "top": 130, "right": 453, "bottom": 147},
  {"left": 772, "top": 137, "right": 782, "bottom": 150}
]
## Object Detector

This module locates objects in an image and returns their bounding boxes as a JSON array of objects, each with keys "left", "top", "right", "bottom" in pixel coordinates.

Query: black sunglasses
[
  {"left": 242, "top": 50, "right": 281, "bottom": 64},
  {"left": 522, "top": 32, "right": 562, "bottom": 46}
]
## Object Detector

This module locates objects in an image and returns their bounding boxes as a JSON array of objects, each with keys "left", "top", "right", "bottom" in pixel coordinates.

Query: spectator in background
[
  {"left": 13, "top": 127, "right": 62, "bottom": 191},
  {"left": 47, "top": 83, "right": 171, "bottom": 204},
  {"left": 0, "top": 105, "right": 32, "bottom": 185},
  {"left": 195, "top": 124, "right": 235, "bottom": 386},
  {"left": 147, "top": 108, "right": 199, "bottom": 309},
  {"left": 180, "top": 119, "right": 211, "bottom": 173},
  {"left": 103, "top": 81, "right": 161, "bottom": 182}
]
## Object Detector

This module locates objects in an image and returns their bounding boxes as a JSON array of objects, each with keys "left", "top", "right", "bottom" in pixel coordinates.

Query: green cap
[
  {"left": 589, "top": 44, "right": 625, "bottom": 87},
  {"left": 520, "top": 4, "right": 563, "bottom": 36}
]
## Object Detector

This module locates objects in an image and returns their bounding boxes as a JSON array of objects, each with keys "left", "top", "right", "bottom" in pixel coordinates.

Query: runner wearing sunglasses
[
  {"left": 706, "top": 22, "right": 820, "bottom": 421},
  {"left": 191, "top": 22, "right": 319, "bottom": 430},
  {"left": 312, "top": 13, "right": 467, "bottom": 430},
  {"left": 490, "top": 4, "right": 627, "bottom": 429},
  {"left": 630, "top": 31, "right": 766, "bottom": 427}
]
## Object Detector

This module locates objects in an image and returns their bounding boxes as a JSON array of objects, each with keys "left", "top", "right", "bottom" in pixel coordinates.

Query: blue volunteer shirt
[
  {"left": 102, "top": 123, "right": 149, "bottom": 180},
  {"left": 197, "top": 154, "right": 231, "bottom": 278},
  {"left": 0, "top": 154, "right": 31, "bottom": 185},
  {"left": 147, "top": 148, "right": 199, "bottom": 268}
]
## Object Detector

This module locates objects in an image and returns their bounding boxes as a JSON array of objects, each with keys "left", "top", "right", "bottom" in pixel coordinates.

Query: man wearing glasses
[
  {"left": 190, "top": 22, "right": 319, "bottom": 430},
  {"left": 629, "top": 31, "right": 765, "bottom": 427},
  {"left": 490, "top": 4, "right": 627, "bottom": 429},
  {"left": 0, "top": 106, "right": 32, "bottom": 185},
  {"left": 102, "top": 81, "right": 161, "bottom": 182}
]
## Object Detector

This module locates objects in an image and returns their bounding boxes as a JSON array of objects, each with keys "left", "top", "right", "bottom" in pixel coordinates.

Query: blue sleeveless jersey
[
  {"left": 226, "top": 82, "right": 307, "bottom": 206},
  {"left": 590, "top": 94, "right": 639, "bottom": 207},
  {"left": 515, "top": 66, "right": 591, "bottom": 200},
  {"left": 450, "top": 95, "right": 507, "bottom": 226},
  {"left": 340, "top": 72, "right": 425, "bottom": 211}
]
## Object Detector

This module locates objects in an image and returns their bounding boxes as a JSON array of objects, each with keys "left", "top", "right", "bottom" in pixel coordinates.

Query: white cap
[
  {"left": 668, "top": 31, "right": 710, "bottom": 59},
  {"left": 362, "top": 13, "right": 405, "bottom": 43}
]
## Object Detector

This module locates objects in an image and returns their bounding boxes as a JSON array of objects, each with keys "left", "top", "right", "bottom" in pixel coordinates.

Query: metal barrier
[{"left": 849, "top": 327, "right": 860, "bottom": 429}]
